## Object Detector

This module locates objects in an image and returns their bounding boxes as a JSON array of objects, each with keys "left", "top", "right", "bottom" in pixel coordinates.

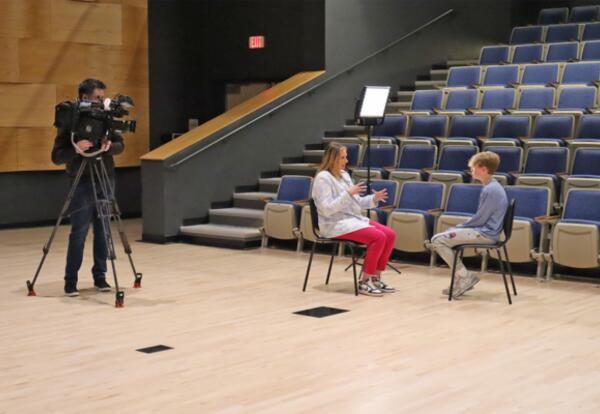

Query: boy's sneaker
[
  {"left": 64, "top": 282, "right": 79, "bottom": 297},
  {"left": 443, "top": 273, "right": 480, "bottom": 298},
  {"left": 358, "top": 279, "right": 384, "bottom": 297},
  {"left": 94, "top": 279, "right": 112, "bottom": 292},
  {"left": 371, "top": 277, "right": 395, "bottom": 293}
]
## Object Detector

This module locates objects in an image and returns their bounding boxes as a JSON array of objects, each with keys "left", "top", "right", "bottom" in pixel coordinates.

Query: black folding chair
[
  {"left": 302, "top": 199, "right": 365, "bottom": 296},
  {"left": 448, "top": 199, "right": 518, "bottom": 304}
]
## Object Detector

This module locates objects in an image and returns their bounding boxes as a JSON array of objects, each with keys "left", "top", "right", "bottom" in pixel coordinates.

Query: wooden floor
[{"left": 2, "top": 220, "right": 600, "bottom": 413}]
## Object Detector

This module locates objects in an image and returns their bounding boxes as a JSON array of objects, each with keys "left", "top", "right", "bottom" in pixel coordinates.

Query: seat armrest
[
  {"left": 427, "top": 208, "right": 445, "bottom": 216},
  {"left": 421, "top": 167, "right": 434, "bottom": 174},
  {"left": 260, "top": 196, "right": 275, "bottom": 203},
  {"left": 534, "top": 215, "right": 559, "bottom": 224},
  {"left": 293, "top": 199, "right": 310, "bottom": 206}
]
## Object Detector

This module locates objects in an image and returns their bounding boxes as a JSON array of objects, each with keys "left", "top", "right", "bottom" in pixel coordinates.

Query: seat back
[
  {"left": 570, "top": 6, "right": 600, "bottom": 23},
  {"left": 308, "top": 199, "right": 321, "bottom": 238},
  {"left": 398, "top": 144, "right": 436, "bottom": 170},
  {"left": 444, "top": 89, "right": 478, "bottom": 110},
  {"left": 521, "top": 64, "right": 559, "bottom": 86},
  {"left": 523, "top": 147, "right": 568, "bottom": 174},
  {"left": 571, "top": 148, "right": 600, "bottom": 175},
  {"left": 505, "top": 186, "right": 550, "bottom": 221},
  {"left": 563, "top": 190, "right": 600, "bottom": 221},
  {"left": 546, "top": 42, "right": 579, "bottom": 62},
  {"left": 503, "top": 199, "right": 517, "bottom": 242},
  {"left": 345, "top": 143, "right": 361, "bottom": 167},
  {"left": 510, "top": 26, "right": 544, "bottom": 44},
  {"left": 576, "top": 114, "right": 600, "bottom": 139},
  {"left": 531, "top": 115, "right": 575, "bottom": 139},
  {"left": 581, "top": 40, "right": 600, "bottom": 60},
  {"left": 446, "top": 66, "right": 481, "bottom": 88},
  {"left": 538, "top": 7, "right": 569, "bottom": 25},
  {"left": 483, "top": 65, "right": 520, "bottom": 87},
  {"left": 479, "top": 46, "right": 510, "bottom": 65},
  {"left": 361, "top": 144, "right": 398, "bottom": 168},
  {"left": 410, "top": 90, "right": 443, "bottom": 112},
  {"left": 480, "top": 88, "right": 516, "bottom": 110},
  {"left": 491, "top": 115, "right": 531, "bottom": 138},
  {"left": 398, "top": 182, "right": 444, "bottom": 211},
  {"left": 409, "top": 115, "right": 448, "bottom": 137},
  {"left": 277, "top": 176, "right": 312, "bottom": 202},
  {"left": 582, "top": 22, "right": 600, "bottom": 41},
  {"left": 557, "top": 86, "right": 597, "bottom": 110},
  {"left": 545, "top": 24, "right": 581, "bottom": 43},
  {"left": 438, "top": 146, "right": 478, "bottom": 172},
  {"left": 445, "top": 184, "right": 482, "bottom": 214},
  {"left": 517, "top": 87, "right": 555, "bottom": 110},
  {"left": 449, "top": 115, "right": 490, "bottom": 139},
  {"left": 561, "top": 62, "right": 600, "bottom": 85},
  {"left": 372, "top": 115, "right": 407, "bottom": 137},
  {"left": 487, "top": 146, "right": 523, "bottom": 173},
  {"left": 511, "top": 44, "right": 544, "bottom": 64},
  {"left": 370, "top": 180, "right": 399, "bottom": 208}
]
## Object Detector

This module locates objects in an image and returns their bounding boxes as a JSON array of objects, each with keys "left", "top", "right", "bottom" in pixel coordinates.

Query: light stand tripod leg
[
  {"left": 27, "top": 159, "right": 89, "bottom": 296},
  {"left": 98, "top": 160, "right": 142, "bottom": 288},
  {"left": 91, "top": 160, "right": 124, "bottom": 307}
]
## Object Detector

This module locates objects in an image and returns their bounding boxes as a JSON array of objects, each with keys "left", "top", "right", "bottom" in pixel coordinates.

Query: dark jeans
[{"left": 64, "top": 177, "right": 114, "bottom": 284}]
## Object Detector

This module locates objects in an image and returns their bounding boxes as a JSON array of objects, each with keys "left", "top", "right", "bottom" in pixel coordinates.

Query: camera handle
[{"left": 70, "top": 132, "right": 108, "bottom": 158}]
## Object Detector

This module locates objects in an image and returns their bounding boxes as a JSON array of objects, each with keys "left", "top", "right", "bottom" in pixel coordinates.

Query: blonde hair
[
  {"left": 319, "top": 142, "right": 347, "bottom": 178},
  {"left": 469, "top": 151, "right": 501, "bottom": 175}
]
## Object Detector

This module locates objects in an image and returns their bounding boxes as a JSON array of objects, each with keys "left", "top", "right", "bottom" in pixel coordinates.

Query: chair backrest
[
  {"left": 561, "top": 62, "right": 600, "bottom": 85},
  {"left": 538, "top": 7, "right": 569, "bottom": 25},
  {"left": 563, "top": 190, "right": 600, "bottom": 222},
  {"left": 517, "top": 87, "right": 555, "bottom": 110},
  {"left": 523, "top": 147, "right": 568, "bottom": 174},
  {"left": 505, "top": 186, "right": 550, "bottom": 221},
  {"left": 444, "top": 89, "right": 478, "bottom": 110},
  {"left": 531, "top": 115, "right": 574, "bottom": 139},
  {"left": 491, "top": 115, "right": 531, "bottom": 138},
  {"left": 502, "top": 199, "right": 517, "bottom": 242},
  {"left": 511, "top": 44, "right": 544, "bottom": 64},
  {"left": 545, "top": 24, "right": 581, "bottom": 43},
  {"left": 372, "top": 115, "right": 407, "bottom": 136},
  {"left": 409, "top": 115, "right": 448, "bottom": 137},
  {"left": 480, "top": 88, "right": 516, "bottom": 110},
  {"left": 546, "top": 42, "right": 579, "bottom": 62},
  {"left": 398, "top": 182, "right": 444, "bottom": 211},
  {"left": 576, "top": 114, "right": 600, "bottom": 139},
  {"left": 398, "top": 144, "right": 437, "bottom": 170},
  {"left": 483, "top": 65, "right": 520, "bottom": 87},
  {"left": 345, "top": 143, "right": 361, "bottom": 166},
  {"left": 438, "top": 145, "right": 478, "bottom": 171},
  {"left": 449, "top": 115, "right": 490, "bottom": 138},
  {"left": 557, "top": 86, "right": 597, "bottom": 109},
  {"left": 510, "top": 26, "right": 544, "bottom": 44},
  {"left": 446, "top": 66, "right": 481, "bottom": 88},
  {"left": 487, "top": 146, "right": 523, "bottom": 173},
  {"left": 370, "top": 180, "right": 399, "bottom": 208},
  {"left": 410, "top": 90, "right": 443, "bottom": 111},
  {"left": 361, "top": 144, "right": 398, "bottom": 168},
  {"left": 445, "top": 184, "right": 482, "bottom": 214},
  {"left": 582, "top": 22, "right": 600, "bottom": 41},
  {"left": 308, "top": 198, "right": 321, "bottom": 238},
  {"left": 570, "top": 6, "right": 600, "bottom": 23},
  {"left": 581, "top": 40, "right": 600, "bottom": 60},
  {"left": 479, "top": 46, "right": 510, "bottom": 65},
  {"left": 277, "top": 176, "right": 312, "bottom": 202},
  {"left": 521, "top": 64, "right": 559, "bottom": 86},
  {"left": 571, "top": 148, "right": 600, "bottom": 175}
]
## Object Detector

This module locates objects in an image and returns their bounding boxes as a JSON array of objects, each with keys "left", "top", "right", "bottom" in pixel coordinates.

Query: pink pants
[{"left": 335, "top": 220, "right": 396, "bottom": 276}]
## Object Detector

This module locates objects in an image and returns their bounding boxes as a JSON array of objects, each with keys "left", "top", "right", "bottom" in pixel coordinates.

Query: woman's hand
[
  {"left": 347, "top": 182, "right": 367, "bottom": 196},
  {"left": 372, "top": 188, "right": 388, "bottom": 203}
]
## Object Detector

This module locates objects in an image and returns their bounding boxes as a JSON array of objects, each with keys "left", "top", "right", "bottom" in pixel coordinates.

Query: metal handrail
[{"left": 167, "top": 8, "right": 454, "bottom": 168}]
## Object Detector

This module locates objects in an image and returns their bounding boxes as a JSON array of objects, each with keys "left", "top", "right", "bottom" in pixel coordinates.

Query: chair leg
[
  {"left": 350, "top": 246, "right": 359, "bottom": 296},
  {"left": 448, "top": 249, "right": 460, "bottom": 301},
  {"left": 325, "top": 243, "right": 337, "bottom": 285},
  {"left": 302, "top": 242, "right": 317, "bottom": 292},
  {"left": 497, "top": 248, "right": 512, "bottom": 305},
  {"left": 503, "top": 245, "right": 517, "bottom": 296}
]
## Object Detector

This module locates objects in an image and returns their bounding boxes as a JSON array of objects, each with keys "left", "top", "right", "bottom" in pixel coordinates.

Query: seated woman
[{"left": 312, "top": 142, "right": 397, "bottom": 297}]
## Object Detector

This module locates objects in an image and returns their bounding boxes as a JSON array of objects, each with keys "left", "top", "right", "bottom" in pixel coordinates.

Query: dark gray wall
[{"left": 141, "top": 0, "right": 514, "bottom": 240}]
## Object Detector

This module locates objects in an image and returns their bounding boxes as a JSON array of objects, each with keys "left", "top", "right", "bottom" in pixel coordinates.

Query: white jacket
[{"left": 311, "top": 170, "right": 377, "bottom": 238}]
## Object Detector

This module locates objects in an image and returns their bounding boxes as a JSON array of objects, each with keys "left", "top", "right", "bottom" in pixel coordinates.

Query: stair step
[
  {"left": 180, "top": 224, "right": 262, "bottom": 248},
  {"left": 414, "top": 80, "right": 446, "bottom": 90},
  {"left": 279, "top": 163, "right": 318, "bottom": 177},
  {"left": 396, "top": 91, "right": 415, "bottom": 102},
  {"left": 233, "top": 191, "right": 277, "bottom": 209},
  {"left": 447, "top": 59, "right": 478, "bottom": 67},
  {"left": 258, "top": 177, "right": 281, "bottom": 192},
  {"left": 303, "top": 149, "right": 324, "bottom": 163},
  {"left": 209, "top": 207, "right": 264, "bottom": 227},
  {"left": 430, "top": 69, "right": 449, "bottom": 81},
  {"left": 387, "top": 101, "right": 411, "bottom": 109},
  {"left": 343, "top": 124, "right": 367, "bottom": 136}
]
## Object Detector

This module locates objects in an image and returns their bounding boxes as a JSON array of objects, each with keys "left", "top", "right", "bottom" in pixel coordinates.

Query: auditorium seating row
[
  {"left": 538, "top": 6, "right": 600, "bottom": 25},
  {"left": 480, "top": 40, "right": 600, "bottom": 65},
  {"left": 511, "top": 22, "right": 600, "bottom": 45}
]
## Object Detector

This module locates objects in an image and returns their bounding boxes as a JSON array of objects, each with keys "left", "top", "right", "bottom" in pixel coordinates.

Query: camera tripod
[{"left": 27, "top": 153, "right": 142, "bottom": 308}]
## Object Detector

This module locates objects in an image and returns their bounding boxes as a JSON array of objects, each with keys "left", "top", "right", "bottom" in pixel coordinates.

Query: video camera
[{"left": 54, "top": 94, "right": 137, "bottom": 151}]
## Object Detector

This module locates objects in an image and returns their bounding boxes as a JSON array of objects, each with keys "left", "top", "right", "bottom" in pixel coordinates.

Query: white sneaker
[
  {"left": 371, "top": 277, "right": 395, "bottom": 293},
  {"left": 443, "top": 273, "right": 480, "bottom": 298},
  {"left": 358, "top": 279, "right": 384, "bottom": 297}
]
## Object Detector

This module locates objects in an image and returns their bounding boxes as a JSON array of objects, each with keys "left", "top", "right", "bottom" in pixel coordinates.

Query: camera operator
[{"left": 51, "top": 79, "right": 125, "bottom": 297}]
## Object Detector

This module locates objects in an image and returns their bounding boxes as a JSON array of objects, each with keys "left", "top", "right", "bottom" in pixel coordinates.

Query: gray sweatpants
[{"left": 431, "top": 228, "right": 494, "bottom": 278}]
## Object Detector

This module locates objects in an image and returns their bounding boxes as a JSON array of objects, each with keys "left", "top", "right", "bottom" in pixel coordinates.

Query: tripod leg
[
  {"left": 99, "top": 159, "right": 142, "bottom": 288},
  {"left": 27, "top": 159, "right": 88, "bottom": 296},
  {"left": 91, "top": 161, "right": 124, "bottom": 307}
]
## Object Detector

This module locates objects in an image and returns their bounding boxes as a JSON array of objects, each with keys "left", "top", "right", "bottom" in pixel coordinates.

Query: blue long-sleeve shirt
[{"left": 457, "top": 179, "right": 508, "bottom": 241}]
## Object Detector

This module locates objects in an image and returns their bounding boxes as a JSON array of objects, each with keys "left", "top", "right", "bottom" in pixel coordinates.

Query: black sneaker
[
  {"left": 358, "top": 279, "right": 384, "bottom": 297},
  {"left": 64, "top": 282, "right": 79, "bottom": 297},
  {"left": 371, "top": 277, "right": 395, "bottom": 293},
  {"left": 94, "top": 279, "right": 112, "bottom": 292}
]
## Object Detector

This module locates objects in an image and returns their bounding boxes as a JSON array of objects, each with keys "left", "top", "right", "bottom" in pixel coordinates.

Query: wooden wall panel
[{"left": 0, "top": 0, "right": 148, "bottom": 172}]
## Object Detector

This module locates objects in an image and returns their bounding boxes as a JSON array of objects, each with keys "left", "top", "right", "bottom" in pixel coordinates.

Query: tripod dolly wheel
[
  {"left": 26, "top": 280, "right": 36, "bottom": 296},
  {"left": 115, "top": 291, "right": 125, "bottom": 308},
  {"left": 133, "top": 273, "right": 142, "bottom": 288}
]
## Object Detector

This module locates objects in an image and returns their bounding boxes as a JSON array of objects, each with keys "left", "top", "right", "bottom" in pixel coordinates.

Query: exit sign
[{"left": 249, "top": 35, "right": 265, "bottom": 49}]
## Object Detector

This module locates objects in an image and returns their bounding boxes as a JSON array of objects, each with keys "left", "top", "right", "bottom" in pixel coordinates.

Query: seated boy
[{"left": 431, "top": 151, "right": 508, "bottom": 299}]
